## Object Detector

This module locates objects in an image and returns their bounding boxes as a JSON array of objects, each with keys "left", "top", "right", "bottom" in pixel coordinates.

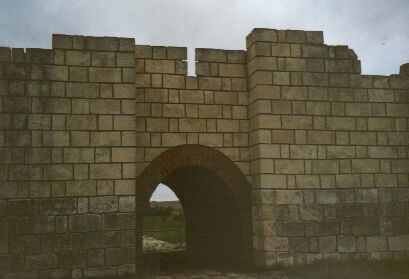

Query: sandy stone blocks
[
  {"left": 92, "top": 52, "right": 116, "bottom": 67},
  {"left": 196, "top": 48, "right": 227, "bottom": 63},
  {"left": 178, "top": 118, "right": 206, "bottom": 132},
  {"left": 70, "top": 215, "right": 101, "bottom": 232},
  {"left": 52, "top": 34, "right": 73, "bottom": 49},
  {"left": 145, "top": 59, "right": 175, "bottom": 73},
  {"left": 85, "top": 37, "right": 118, "bottom": 51},
  {"left": 218, "top": 64, "right": 246, "bottom": 77},
  {"left": 89, "top": 68, "right": 121, "bottom": 83},
  {"left": 66, "top": 82, "right": 99, "bottom": 98},
  {"left": 103, "top": 213, "right": 135, "bottom": 230},
  {"left": 43, "top": 165, "right": 73, "bottom": 180},
  {"left": 66, "top": 50, "right": 91, "bottom": 66},
  {"left": 44, "top": 65, "right": 68, "bottom": 81},
  {"left": 90, "top": 164, "right": 121, "bottom": 179}
]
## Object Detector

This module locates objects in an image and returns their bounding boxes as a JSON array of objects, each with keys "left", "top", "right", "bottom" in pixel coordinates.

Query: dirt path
[{"left": 143, "top": 236, "right": 184, "bottom": 253}]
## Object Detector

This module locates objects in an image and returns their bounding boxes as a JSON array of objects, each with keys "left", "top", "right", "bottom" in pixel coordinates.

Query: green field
[{"left": 143, "top": 203, "right": 185, "bottom": 245}]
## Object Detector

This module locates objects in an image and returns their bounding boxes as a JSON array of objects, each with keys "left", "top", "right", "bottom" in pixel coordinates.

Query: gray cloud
[{"left": 1, "top": 0, "right": 408, "bottom": 75}]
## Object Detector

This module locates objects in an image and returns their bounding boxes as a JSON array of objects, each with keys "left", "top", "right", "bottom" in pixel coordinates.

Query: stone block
[
  {"left": 53, "top": 34, "right": 73, "bottom": 49},
  {"left": 180, "top": 90, "right": 204, "bottom": 103},
  {"left": 355, "top": 189, "right": 378, "bottom": 203},
  {"left": 39, "top": 198, "right": 77, "bottom": 215},
  {"left": 66, "top": 82, "right": 99, "bottom": 98},
  {"left": 166, "top": 47, "right": 187, "bottom": 60},
  {"left": 113, "top": 84, "right": 134, "bottom": 98},
  {"left": 63, "top": 148, "right": 94, "bottom": 163},
  {"left": 316, "top": 190, "right": 338, "bottom": 204},
  {"left": 161, "top": 133, "right": 186, "bottom": 147},
  {"left": 367, "top": 236, "right": 387, "bottom": 252},
  {"left": 44, "top": 65, "right": 69, "bottom": 81},
  {"left": 0, "top": 47, "right": 11, "bottom": 62},
  {"left": 178, "top": 118, "right": 206, "bottom": 132},
  {"left": 145, "top": 59, "right": 175, "bottom": 73},
  {"left": 290, "top": 238, "right": 309, "bottom": 252},
  {"left": 9, "top": 165, "right": 42, "bottom": 181},
  {"left": 90, "top": 131, "right": 121, "bottom": 146},
  {"left": 91, "top": 51, "right": 116, "bottom": 67},
  {"left": 90, "top": 164, "right": 121, "bottom": 179},
  {"left": 319, "top": 236, "right": 336, "bottom": 252},
  {"left": 196, "top": 48, "right": 227, "bottom": 62},
  {"left": 264, "top": 237, "right": 289, "bottom": 252},
  {"left": 315, "top": 221, "right": 339, "bottom": 236},
  {"left": 163, "top": 74, "right": 185, "bottom": 88},
  {"left": 67, "top": 181, "right": 95, "bottom": 198},
  {"left": 83, "top": 267, "right": 116, "bottom": 278},
  {"left": 198, "top": 77, "right": 223, "bottom": 90},
  {"left": 275, "top": 190, "right": 303, "bottom": 204},
  {"left": 115, "top": 180, "right": 135, "bottom": 195},
  {"left": 89, "top": 196, "right": 118, "bottom": 213},
  {"left": 4, "top": 96, "right": 31, "bottom": 113},
  {"left": 69, "top": 214, "right": 101, "bottom": 232},
  {"left": 85, "top": 36, "right": 118, "bottom": 51},
  {"left": 277, "top": 222, "right": 305, "bottom": 237},
  {"left": 89, "top": 67, "right": 121, "bottom": 83},
  {"left": 70, "top": 66, "right": 88, "bottom": 82},
  {"left": 388, "top": 235, "right": 409, "bottom": 251},
  {"left": 326, "top": 59, "right": 354, "bottom": 73},
  {"left": 57, "top": 250, "right": 87, "bottom": 268},
  {"left": 106, "top": 247, "right": 135, "bottom": 265},
  {"left": 295, "top": 175, "right": 319, "bottom": 189},
  {"left": 66, "top": 115, "right": 97, "bottom": 130},
  {"left": 24, "top": 216, "right": 55, "bottom": 234},
  {"left": 29, "top": 182, "right": 51, "bottom": 198},
  {"left": 88, "top": 249, "right": 105, "bottom": 267},
  {"left": 112, "top": 147, "right": 140, "bottom": 162},
  {"left": 299, "top": 204, "right": 323, "bottom": 221},
  {"left": 25, "top": 253, "right": 58, "bottom": 270},
  {"left": 103, "top": 213, "right": 135, "bottom": 229},
  {"left": 290, "top": 145, "right": 317, "bottom": 159},
  {"left": 117, "top": 52, "right": 134, "bottom": 67},
  {"left": 66, "top": 50, "right": 91, "bottom": 66},
  {"left": 90, "top": 99, "right": 121, "bottom": 114},
  {"left": 119, "top": 196, "right": 135, "bottom": 212},
  {"left": 302, "top": 44, "right": 327, "bottom": 58},
  {"left": 219, "top": 64, "right": 246, "bottom": 77},
  {"left": 337, "top": 235, "right": 356, "bottom": 253},
  {"left": 312, "top": 160, "right": 339, "bottom": 174},
  {"left": 43, "top": 164, "right": 72, "bottom": 180},
  {"left": 282, "top": 116, "right": 312, "bottom": 129}
]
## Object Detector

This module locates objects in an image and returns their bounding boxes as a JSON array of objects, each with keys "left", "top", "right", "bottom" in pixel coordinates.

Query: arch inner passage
[{"left": 143, "top": 166, "right": 244, "bottom": 270}]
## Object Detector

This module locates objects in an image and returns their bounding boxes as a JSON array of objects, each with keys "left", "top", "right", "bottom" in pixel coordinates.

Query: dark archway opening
[
  {"left": 136, "top": 145, "right": 252, "bottom": 273},
  {"left": 143, "top": 166, "right": 244, "bottom": 271}
]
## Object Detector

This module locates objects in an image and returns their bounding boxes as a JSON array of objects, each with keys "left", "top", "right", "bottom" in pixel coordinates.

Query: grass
[{"left": 143, "top": 214, "right": 185, "bottom": 245}]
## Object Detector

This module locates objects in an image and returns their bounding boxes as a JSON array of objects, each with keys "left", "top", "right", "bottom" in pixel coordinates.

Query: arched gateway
[{"left": 135, "top": 145, "right": 253, "bottom": 270}]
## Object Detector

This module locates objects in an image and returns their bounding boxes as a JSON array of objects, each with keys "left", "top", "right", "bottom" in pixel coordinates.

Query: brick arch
[{"left": 135, "top": 144, "right": 252, "bottom": 270}]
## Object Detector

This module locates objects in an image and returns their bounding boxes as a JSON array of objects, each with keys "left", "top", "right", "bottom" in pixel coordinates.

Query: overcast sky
[
  {"left": 1, "top": 0, "right": 408, "bottom": 76},
  {"left": 1, "top": 0, "right": 408, "bottom": 200}
]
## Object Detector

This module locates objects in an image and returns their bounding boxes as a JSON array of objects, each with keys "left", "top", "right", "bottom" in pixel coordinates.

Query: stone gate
[{"left": 0, "top": 28, "right": 408, "bottom": 278}]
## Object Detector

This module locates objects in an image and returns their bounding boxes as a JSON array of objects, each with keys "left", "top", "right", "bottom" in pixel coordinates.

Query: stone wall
[
  {"left": 247, "top": 29, "right": 409, "bottom": 267},
  {"left": 134, "top": 45, "right": 249, "bottom": 177},
  {"left": 0, "top": 28, "right": 408, "bottom": 277},
  {"left": 0, "top": 35, "right": 138, "bottom": 278}
]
